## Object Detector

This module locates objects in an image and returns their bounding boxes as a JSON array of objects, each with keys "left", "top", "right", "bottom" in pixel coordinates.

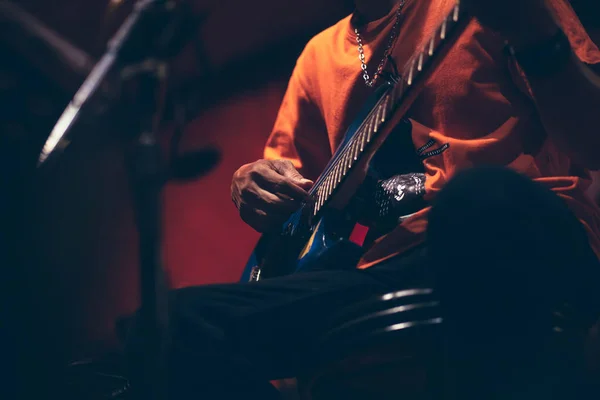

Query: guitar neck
[{"left": 306, "top": 1, "right": 471, "bottom": 217}]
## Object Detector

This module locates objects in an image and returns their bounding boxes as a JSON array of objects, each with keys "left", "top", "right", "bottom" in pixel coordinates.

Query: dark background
[
  {"left": 0, "top": 0, "right": 353, "bottom": 397},
  {"left": 1, "top": 0, "right": 599, "bottom": 398}
]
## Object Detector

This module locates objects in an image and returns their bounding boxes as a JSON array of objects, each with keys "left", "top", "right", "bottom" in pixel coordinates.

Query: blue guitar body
[{"left": 240, "top": 208, "right": 366, "bottom": 282}]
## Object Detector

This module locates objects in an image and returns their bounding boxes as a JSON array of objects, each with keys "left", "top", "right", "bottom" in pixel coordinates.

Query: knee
[
  {"left": 428, "top": 166, "right": 579, "bottom": 240},
  {"left": 427, "top": 167, "right": 597, "bottom": 313},
  {"left": 431, "top": 166, "right": 545, "bottom": 217},
  {"left": 426, "top": 166, "right": 592, "bottom": 284}
]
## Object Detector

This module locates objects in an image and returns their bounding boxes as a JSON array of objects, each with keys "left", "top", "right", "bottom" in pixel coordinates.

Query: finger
[
  {"left": 295, "top": 178, "right": 314, "bottom": 190},
  {"left": 271, "top": 160, "right": 314, "bottom": 187},
  {"left": 242, "top": 185, "right": 301, "bottom": 214},
  {"left": 255, "top": 168, "right": 312, "bottom": 201}
]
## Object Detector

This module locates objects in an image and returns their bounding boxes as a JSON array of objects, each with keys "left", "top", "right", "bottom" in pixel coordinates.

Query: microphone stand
[
  {"left": 116, "top": 3, "right": 197, "bottom": 399},
  {"left": 124, "top": 60, "right": 170, "bottom": 400},
  {"left": 38, "top": 2, "right": 206, "bottom": 398}
]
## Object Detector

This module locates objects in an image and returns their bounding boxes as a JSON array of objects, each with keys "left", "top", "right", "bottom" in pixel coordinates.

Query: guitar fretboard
[{"left": 304, "top": 1, "right": 467, "bottom": 217}]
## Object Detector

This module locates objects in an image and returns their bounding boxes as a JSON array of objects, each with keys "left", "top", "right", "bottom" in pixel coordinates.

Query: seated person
[{"left": 124, "top": 1, "right": 600, "bottom": 398}]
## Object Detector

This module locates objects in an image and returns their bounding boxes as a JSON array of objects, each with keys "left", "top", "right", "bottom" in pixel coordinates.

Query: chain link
[{"left": 355, "top": 0, "right": 406, "bottom": 87}]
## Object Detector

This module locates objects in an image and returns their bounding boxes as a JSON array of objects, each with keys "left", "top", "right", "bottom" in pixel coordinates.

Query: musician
[{"left": 126, "top": 1, "right": 600, "bottom": 398}]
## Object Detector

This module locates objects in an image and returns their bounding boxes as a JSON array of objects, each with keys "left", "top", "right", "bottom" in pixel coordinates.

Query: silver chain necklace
[{"left": 355, "top": 0, "right": 406, "bottom": 87}]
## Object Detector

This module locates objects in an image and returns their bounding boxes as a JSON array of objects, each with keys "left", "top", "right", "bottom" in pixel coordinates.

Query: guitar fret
[
  {"left": 316, "top": 186, "right": 324, "bottom": 211},
  {"left": 412, "top": 63, "right": 421, "bottom": 85},
  {"left": 407, "top": 60, "right": 415, "bottom": 86},
  {"left": 453, "top": 3, "right": 460, "bottom": 21},
  {"left": 381, "top": 94, "right": 396, "bottom": 117},
  {"left": 348, "top": 140, "right": 356, "bottom": 163},
  {"left": 332, "top": 162, "right": 341, "bottom": 186},
  {"left": 346, "top": 148, "right": 353, "bottom": 169},
  {"left": 314, "top": 189, "right": 320, "bottom": 214},
  {"left": 366, "top": 115, "right": 375, "bottom": 144},
  {"left": 379, "top": 96, "right": 388, "bottom": 123},
  {"left": 326, "top": 174, "right": 334, "bottom": 197},
  {"left": 374, "top": 105, "right": 382, "bottom": 124},
  {"left": 441, "top": 18, "right": 448, "bottom": 39},
  {"left": 386, "top": 92, "right": 395, "bottom": 115},
  {"left": 363, "top": 118, "right": 371, "bottom": 142},
  {"left": 373, "top": 104, "right": 384, "bottom": 134},
  {"left": 417, "top": 52, "right": 424, "bottom": 72},
  {"left": 322, "top": 178, "right": 329, "bottom": 201},
  {"left": 360, "top": 126, "right": 367, "bottom": 152},
  {"left": 330, "top": 165, "right": 338, "bottom": 189},
  {"left": 375, "top": 106, "right": 383, "bottom": 124},
  {"left": 336, "top": 161, "right": 343, "bottom": 183},
  {"left": 347, "top": 140, "right": 355, "bottom": 164},
  {"left": 340, "top": 150, "right": 349, "bottom": 174},
  {"left": 372, "top": 96, "right": 387, "bottom": 138},
  {"left": 352, "top": 136, "right": 360, "bottom": 161},
  {"left": 428, "top": 36, "right": 435, "bottom": 56},
  {"left": 329, "top": 171, "right": 336, "bottom": 194}
]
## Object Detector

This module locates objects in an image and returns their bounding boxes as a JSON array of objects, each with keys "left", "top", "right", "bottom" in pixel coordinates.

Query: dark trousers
[{"left": 126, "top": 167, "right": 600, "bottom": 399}]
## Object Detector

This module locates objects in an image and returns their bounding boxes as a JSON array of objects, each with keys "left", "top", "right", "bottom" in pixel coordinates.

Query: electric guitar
[{"left": 241, "top": 1, "right": 470, "bottom": 282}]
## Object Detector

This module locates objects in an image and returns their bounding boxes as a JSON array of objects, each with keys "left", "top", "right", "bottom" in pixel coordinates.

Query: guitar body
[{"left": 240, "top": 210, "right": 365, "bottom": 282}]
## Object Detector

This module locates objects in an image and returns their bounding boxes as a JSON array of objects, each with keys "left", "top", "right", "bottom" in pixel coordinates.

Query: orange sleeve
[
  {"left": 548, "top": 0, "right": 600, "bottom": 65},
  {"left": 263, "top": 45, "right": 332, "bottom": 180},
  {"left": 508, "top": 1, "right": 600, "bottom": 98}
]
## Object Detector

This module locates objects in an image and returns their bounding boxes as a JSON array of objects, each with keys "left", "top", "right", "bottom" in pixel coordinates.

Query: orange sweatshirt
[{"left": 264, "top": 0, "right": 600, "bottom": 268}]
